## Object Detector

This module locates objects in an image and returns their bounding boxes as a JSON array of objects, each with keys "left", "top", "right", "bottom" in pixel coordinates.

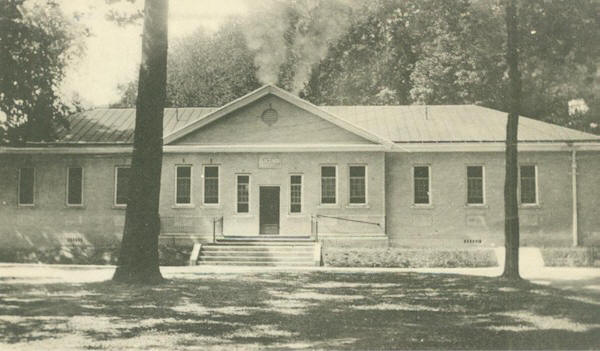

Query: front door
[{"left": 259, "top": 186, "right": 280, "bottom": 235}]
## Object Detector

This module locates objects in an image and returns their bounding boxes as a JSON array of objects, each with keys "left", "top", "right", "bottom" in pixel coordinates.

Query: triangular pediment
[{"left": 164, "top": 85, "right": 388, "bottom": 146}]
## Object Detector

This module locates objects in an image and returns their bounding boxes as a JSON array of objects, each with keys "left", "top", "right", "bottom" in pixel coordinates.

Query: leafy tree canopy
[
  {"left": 0, "top": 0, "right": 87, "bottom": 144},
  {"left": 112, "top": 0, "right": 599, "bottom": 134}
]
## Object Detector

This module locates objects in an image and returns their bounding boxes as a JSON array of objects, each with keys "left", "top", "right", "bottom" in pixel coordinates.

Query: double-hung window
[
  {"left": 520, "top": 165, "right": 537, "bottom": 205},
  {"left": 114, "top": 167, "right": 130, "bottom": 206},
  {"left": 203, "top": 166, "right": 219, "bottom": 205},
  {"left": 349, "top": 166, "right": 366, "bottom": 204},
  {"left": 321, "top": 166, "right": 337, "bottom": 204},
  {"left": 175, "top": 166, "right": 192, "bottom": 205},
  {"left": 67, "top": 167, "right": 83, "bottom": 206},
  {"left": 466, "top": 166, "right": 484, "bottom": 205},
  {"left": 290, "top": 175, "right": 302, "bottom": 213},
  {"left": 236, "top": 175, "right": 249, "bottom": 213},
  {"left": 18, "top": 167, "right": 35, "bottom": 206},
  {"left": 413, "top": 166, "right": 430, "bottom": 205}
]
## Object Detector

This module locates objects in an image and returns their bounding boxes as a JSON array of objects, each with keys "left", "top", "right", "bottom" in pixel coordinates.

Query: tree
[
  {"left": 0, "top": 0, "right": 86, "bottom": 144},
  {"left": 112, "top": 0, "right": 168, "bottom": 284},
  {"left": 111, "top": 19, "right": 261, "bottom": 108},
  {"left": 502, "top": 0, "right": 521, "bottom": 280}
]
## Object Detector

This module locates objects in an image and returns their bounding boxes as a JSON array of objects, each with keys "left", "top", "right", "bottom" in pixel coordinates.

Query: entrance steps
[{"left": 197, "top": 240, "right": 320, "bottom": 266}]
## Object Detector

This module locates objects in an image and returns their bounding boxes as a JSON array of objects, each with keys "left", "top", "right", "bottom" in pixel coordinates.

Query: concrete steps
[{"left": 197, "top": 242, "right": 320, "bottom": 267}]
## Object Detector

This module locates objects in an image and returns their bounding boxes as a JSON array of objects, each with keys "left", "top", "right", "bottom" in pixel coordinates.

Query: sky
[{"left": 57, "top": 0, "right": 251, "bottom": 107}]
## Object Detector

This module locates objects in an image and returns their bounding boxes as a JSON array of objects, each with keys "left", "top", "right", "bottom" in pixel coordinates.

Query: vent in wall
[{"left": 464, "top": 239, "right": 482, "bottom": 244}]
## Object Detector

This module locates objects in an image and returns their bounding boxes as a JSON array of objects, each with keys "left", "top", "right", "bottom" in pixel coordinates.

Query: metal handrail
[
  {"left": 315, "top": 214, "right": 382, "bottom": 227},
  {"left": 312, "top": 214, "right": 382, "bottom": 243}
]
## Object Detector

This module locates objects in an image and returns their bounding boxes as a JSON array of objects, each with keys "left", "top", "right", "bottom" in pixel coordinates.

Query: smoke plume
[{"left": 243, "top": 0, "right": 356, "bottom": 94}]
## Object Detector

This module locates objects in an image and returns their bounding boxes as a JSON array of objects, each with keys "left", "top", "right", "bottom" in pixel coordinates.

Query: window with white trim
[
  {"left": 204, "top": 166, "right": 219, "bottom": 204},
  {"left": 236, "top": 175, "right": 249, "bottom": 213},
  {"left": 520, "top": 165, "right": 537, "bottom": 204},
  {"left": 321, "top": 166, "right": 336, "bottom": 204},
  {"left": 18, "top": 167, "right": 34, "bottom": 206},
  {"left": 175, "top": 165, "right": 192, "bottom": 204},
  {"left": 466, "top": 166, "right": 484, "bottom": 205},
  {"left": 349, "top": 166, "right": 366, "bottom": 204},
  {"left": 67, "top": 167, "right": 83, "bottom": 206},
  {"left": 413, "top": 166, "right": 430, "bottom": 205},
  {"left": 115, "top": 167, "right": 130, "bottom": 206},
  {"left": 290, "top": 175, "right": 302, "bottom": 213}
]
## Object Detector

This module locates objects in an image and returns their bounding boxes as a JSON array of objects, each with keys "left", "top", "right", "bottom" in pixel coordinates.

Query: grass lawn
[{"left": 1, "top": 265, "right": 600, "bottom": 350}]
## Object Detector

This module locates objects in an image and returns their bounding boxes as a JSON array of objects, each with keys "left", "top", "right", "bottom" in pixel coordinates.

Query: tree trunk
[
  {"left": 113, "top": 0, "right": 168, "bottom": 284},
  {"left": 502, "top": 0, "right": 521, "bottom": 280}
]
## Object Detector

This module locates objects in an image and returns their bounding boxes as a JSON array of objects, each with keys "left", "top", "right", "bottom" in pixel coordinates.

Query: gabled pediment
[{"left": 163, "top": 85, "right": 390, "bottom": 146}]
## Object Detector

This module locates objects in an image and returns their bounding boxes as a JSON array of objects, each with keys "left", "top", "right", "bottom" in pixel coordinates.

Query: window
[
  {"left": 290, "top": 175, "right": 302, "bottom": 213},
  {"left": 175, "top": 166, "right": 192, "bottom": 204},
  {"left": 204, "top": 166, "right": 219, "bottom": 204},
  {"left": 237, "top": 175, "right": 249, "bottom": 213},
  {"left": 18, "top": 167, "right": 34, "bottom": 206},
  {"left": 413, "top": 166, "right": 430, "bottom": 205},
  {"left": 349, "top": 166, "right": 366, "bottom": 204},
  {"left": 466, "top": 166, "right": 484, "bottom": 205},
  {"left": 520, "top": 165, "right": 537, "bottom": 204},
  {"left": 321, "top": 166, "right": 336, "bottom": 204},
  {"left": 115, "top": 167, "right": 130, "bottom": 206},
  {"left": 67, "top": 167, "right": 83, "bottom": 206}
]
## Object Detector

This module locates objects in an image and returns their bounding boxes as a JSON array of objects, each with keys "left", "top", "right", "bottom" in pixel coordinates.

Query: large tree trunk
[
  {"left": 113, "top": 0, "right": 168, "bottom": 284},
  {"left": 502, "top": 0, "right": 521, "bottom": 280}
]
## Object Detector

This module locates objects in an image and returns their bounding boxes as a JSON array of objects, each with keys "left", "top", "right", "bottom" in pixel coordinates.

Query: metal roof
[
  {"left": 320, "top": 105, "right": 600, "bottom": 143},
  {"left": 53, "top": 104, "right": 599, "bottom": 144}
]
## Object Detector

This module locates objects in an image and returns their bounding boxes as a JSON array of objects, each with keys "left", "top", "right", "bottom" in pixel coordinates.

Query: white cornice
[
  {"left": 3, "top": 142, "right": 600, "bottom": 154},
  {"left": 391, "top": 142, "right": 600, "bottom": 152}
]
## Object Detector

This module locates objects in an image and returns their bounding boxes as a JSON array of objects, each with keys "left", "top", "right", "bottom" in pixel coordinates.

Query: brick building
[{"left": 1, "top": 85, "right": 600, "bottom": 256}]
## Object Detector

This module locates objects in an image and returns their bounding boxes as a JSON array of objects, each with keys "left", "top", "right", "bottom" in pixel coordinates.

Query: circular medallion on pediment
[{"left": 261, "top": 105, "right": 278, "bottom": 126}]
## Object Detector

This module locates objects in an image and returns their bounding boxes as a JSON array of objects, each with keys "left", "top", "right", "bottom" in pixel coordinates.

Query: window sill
[
  {"left": 410, "top": 204, "right": 434, "bottom": 210},
  {"left": 66, "top": 205, "right": 86, "bottom": 209},
  {"left": 232, "top": 213, "right": 253, "bottom": 218},
  {"left": 17, "top": 204, "right": 35, "bottom": 209},
  {"left": 345, "top": 204, "right": 370, "bottom": 209},
  {"left": 172, "top": 204, "right": 196, "bottom": 209},
  {"left": 318, "top": 204, "right": 339, "bottom": 209},
  {"left": 286, "top": 213, "right": 308, "bottom": 218},
  {"left": 464, "top": 204, "right": 488, "bottom": 209},
  {"left": 112, "top": 205, "right": 127, "bottom": 210},
  {"left": 520, "top": 204, "right": 542, "bottom": 209}
]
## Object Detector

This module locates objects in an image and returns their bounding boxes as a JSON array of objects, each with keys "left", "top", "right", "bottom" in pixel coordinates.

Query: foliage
[
  {"left": 0, "top": 0, "right": 86, "bottom": 144},
  {"left": 167, "top": 19, "right": 261, "bottom": 107},
  {"left": 541, "top": 247, "right": 600, "bottom": 267},
  {"left": 116, "top": 0, "right": 600, "bottom": 136},
  {"left": 323, "top": 248, "right": 498, "bottom": 268},
  {"left": 0, "top": 242, "right": 192, "bottom": 266}
]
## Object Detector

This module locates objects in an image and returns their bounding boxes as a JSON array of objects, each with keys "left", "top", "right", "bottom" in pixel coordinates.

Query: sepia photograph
[{"left": 1, "top": 0, "right": 599, "bottom": 349}]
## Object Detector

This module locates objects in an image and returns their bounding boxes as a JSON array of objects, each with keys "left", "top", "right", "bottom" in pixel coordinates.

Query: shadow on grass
[{"left": 1, "top": 271, "right": 600, "bottom": 349}]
